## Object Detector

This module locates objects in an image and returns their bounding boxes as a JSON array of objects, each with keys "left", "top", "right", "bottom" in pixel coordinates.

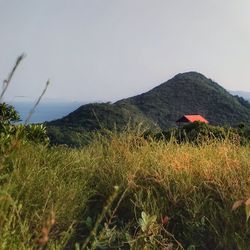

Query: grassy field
[{"left": 0, "top": 131, "right": 250, "bottom": 249}]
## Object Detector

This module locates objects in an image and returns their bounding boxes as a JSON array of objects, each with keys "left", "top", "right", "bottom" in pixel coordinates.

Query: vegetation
[
  {"left": 0, "top": 102, "right": 49, "bottom": 148},
  {"left": 149, "top": 122, "right": 250, "bottom": 146},
  {"left": 1, "top": 123, "right": 250, "bottom": 249},
  {"left": 0, "top": 55, "right": 49, "bottom": 148},
  {"left": 1, "top": 56, "right": 250, "bottom": 249},
  {"left": 47, "top": 72, "right": 250, "bottom": 146},
  {"left": 46, "top": 102, "right": 158, "bottom": 147},
  {"left": 47, "top": 121, "right": 250, "bottom": 148}
]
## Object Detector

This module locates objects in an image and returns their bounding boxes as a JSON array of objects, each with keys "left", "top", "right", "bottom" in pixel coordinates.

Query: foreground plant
[{"left": 232, "top": 198, "right": 250, "bottom": 222}]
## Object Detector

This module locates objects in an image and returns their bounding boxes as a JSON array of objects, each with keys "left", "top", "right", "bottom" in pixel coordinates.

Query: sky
[{"left": 0, "top": 0, "right": 250, "bottom": 103}]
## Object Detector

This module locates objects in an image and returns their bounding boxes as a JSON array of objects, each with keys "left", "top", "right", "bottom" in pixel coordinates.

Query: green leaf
[
  {"left": 141, "top": 211, "right": 147, "bottom": 221},
  {"left": 139, "top": 212, "right": 157, "bottom": 232}
]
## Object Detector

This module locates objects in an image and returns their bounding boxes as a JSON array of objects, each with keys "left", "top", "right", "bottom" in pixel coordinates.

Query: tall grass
[{"left": 0, "top": 131, "right": 250, "bottom": 249}]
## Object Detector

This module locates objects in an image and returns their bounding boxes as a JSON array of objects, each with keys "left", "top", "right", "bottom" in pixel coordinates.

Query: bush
[
  {"left": 0, "top": 102, "right": 49, "bottom": 146},
  {"left": 150, "top": 122, "right": 243, "bottom": 145}
]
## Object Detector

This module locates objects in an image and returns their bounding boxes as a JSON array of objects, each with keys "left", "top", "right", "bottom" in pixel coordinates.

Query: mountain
[
  {"left": 48, "top": 102, "right": 158, "bottom": 131},
  {"left": 229, "top": 90, "right": 250, "bottom": 101},
  {"left": 116, "top": 72, "right": 250, "bottom": 127},
  {"left": 46, "top": 72, "right": 250, "bottom": 145}
]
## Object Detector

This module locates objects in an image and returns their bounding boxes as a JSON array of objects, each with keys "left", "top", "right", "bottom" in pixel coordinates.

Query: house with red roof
[{"left": 176, "top": 115, "right": 208, "bottom": 127}]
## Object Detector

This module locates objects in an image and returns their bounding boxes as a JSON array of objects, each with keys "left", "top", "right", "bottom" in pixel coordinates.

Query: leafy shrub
[
  {"left": 0, "top": 102, "right": 20, "bottom": 123},
  {"left": 237, "top": 123, "right": 250, "bottom": 144},
  {"left": 150, "top": 122, "right": 243, "bottom": 145},
  {"left": 0, "top": 102, "right": 49, "bottom": 145}
]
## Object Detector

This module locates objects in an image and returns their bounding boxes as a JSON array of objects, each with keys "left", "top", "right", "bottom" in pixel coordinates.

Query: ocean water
[{"left": 12, "top": 101, "right": 84, "bottom": 123}]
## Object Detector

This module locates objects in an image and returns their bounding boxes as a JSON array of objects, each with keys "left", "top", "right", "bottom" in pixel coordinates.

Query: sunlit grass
[{"left": 0, "top": 132, "right": 250, "bottom": 249}]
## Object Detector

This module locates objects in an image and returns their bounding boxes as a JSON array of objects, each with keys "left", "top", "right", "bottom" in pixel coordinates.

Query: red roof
[{"left": 176, "top": 115, "right": 208, "bottom": 124}]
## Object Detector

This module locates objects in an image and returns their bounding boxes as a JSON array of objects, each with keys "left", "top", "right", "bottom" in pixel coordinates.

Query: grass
[{"left": 0, "top": 131, "right": 250, "bottom": 249}]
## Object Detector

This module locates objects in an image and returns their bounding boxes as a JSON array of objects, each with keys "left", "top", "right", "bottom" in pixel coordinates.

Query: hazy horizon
[{"left": 1, "top": 0, "right": 250, "bottom": 103}]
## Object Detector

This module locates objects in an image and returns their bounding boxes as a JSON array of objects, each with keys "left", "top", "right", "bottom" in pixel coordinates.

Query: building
[{"left": 176, "top": 114, "right": 208, "bottom": 127}]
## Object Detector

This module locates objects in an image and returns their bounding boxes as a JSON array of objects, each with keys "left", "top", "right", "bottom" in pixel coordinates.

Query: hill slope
[
  {"left": 48, "top": 102, "right": 158, "bottom": 131},
  {"left": 230, "top": 90, "right": 250, "bottom": 101},
  {"left": 47, "top": 72, "right": 250, "bottom": 144},
  {"left": 117, "top": 72, "right": 250, "bottom": 127}
]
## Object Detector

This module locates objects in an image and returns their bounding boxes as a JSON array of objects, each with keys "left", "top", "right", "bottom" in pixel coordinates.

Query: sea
[{"left": 12, "top": 101, "right": 85, "bottom": 124}]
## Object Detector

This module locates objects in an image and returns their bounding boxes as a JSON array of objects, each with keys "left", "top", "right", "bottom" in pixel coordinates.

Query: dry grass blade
[
  {"left": 0, "top": 54, "right": 26, "bottom": 102},
  {"left": 24, "top": 80, "right": 50, "bottom": 124},
  {"left": 245, "top": 198, "right": 250, "bottom": 206},
  {"left": 232, "top": 200, "right": 244, "bottom": 211}
]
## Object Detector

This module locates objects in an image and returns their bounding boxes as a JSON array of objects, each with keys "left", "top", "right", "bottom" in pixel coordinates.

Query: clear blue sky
[{"left": 1, "top": 0, "right": 250, "bottom": 102}]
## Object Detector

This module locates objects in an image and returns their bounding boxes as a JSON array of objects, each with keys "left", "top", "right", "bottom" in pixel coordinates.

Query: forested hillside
[{"left": 47, "top": 72, "right": 250, "bottom": 146}]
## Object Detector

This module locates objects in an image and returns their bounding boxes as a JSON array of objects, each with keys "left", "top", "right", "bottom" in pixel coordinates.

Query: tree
[
  {"left": 0, "top": 102, "right": 49, "bottom": 145},
  {"left": 0, "top": 102, "right": 20, "bottom": 124}
]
